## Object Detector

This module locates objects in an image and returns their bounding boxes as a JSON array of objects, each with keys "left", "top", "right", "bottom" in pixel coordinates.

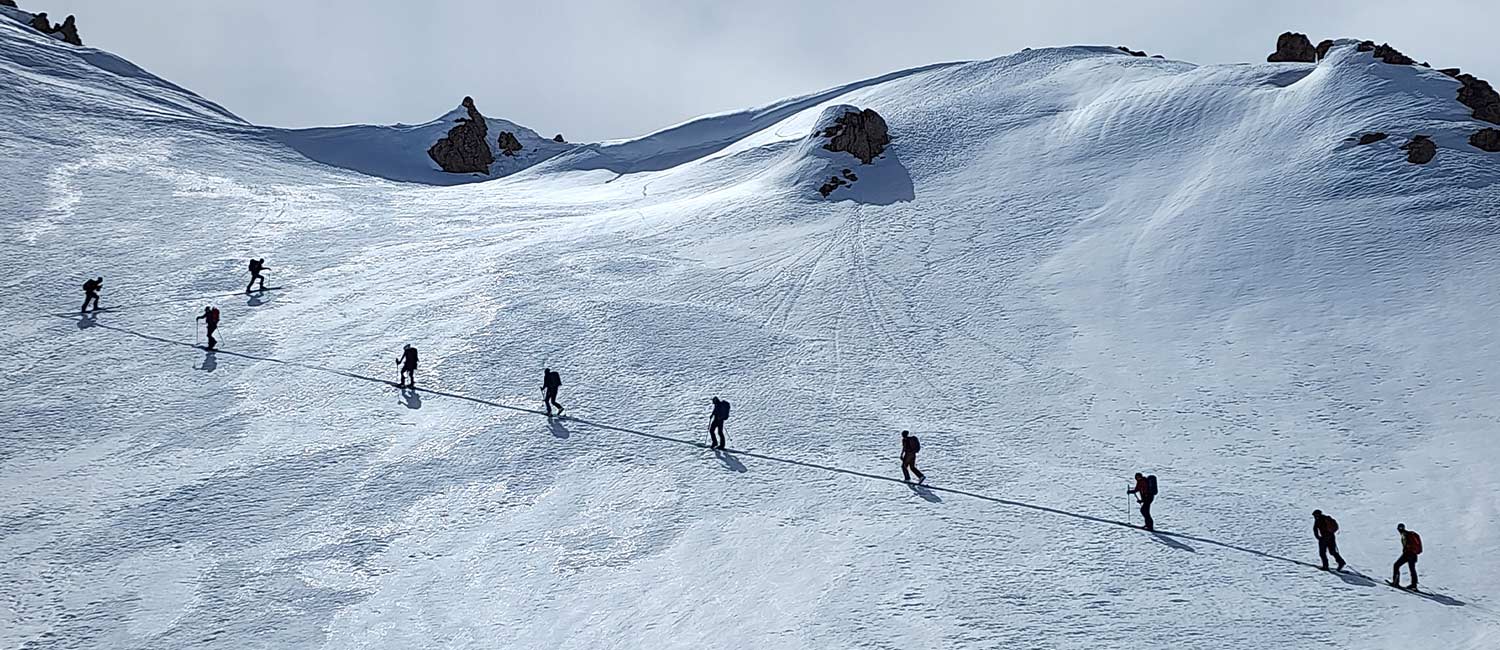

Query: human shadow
[
  {"left": 1409, "top": 589, "right": 1466, "bottom": 607},
  {"left": 196, "top": 350, "right": 217, "bottom": 372},
  {"left": 907, "top": 482, "right": 942, "bottom": 503},
  {"left": 1151, "top": 531, "right": 1195, "bottom": 553},
  {"left": 400, "top": 387, "right": 422, "bottom": 409},
  {"left": 246, "top": 292, "right": 267, "bottom": 307},
  {"left": 548, "top": 418, "right": 570, "bottom": 439},
  {"left": 714, "top": 449, "right": 747, "bottom": 473},
  {"left": 76, "top": 312, "right": 97, "bottom": 329},
  {"left": 1331, "top": 569, "right": 1378, "bottom": 588}
]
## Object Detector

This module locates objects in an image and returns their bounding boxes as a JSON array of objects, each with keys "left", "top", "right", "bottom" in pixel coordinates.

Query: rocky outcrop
[
  {"left": 427, "top": 96, "right": 493, "bottom": 174},
  {"left": 24, "top": 12, "right": 83, "bottom": 45},
  {"left": 496, "top": 131, "right": 523, "bottom": 157},
  {"left": 1117, "top": 46, "right": 1147, "bottom": 57},
  {"left": 1401, "top": 136, "right": 1436, "bottom": 164},
  {"left": 56, "top": 14, "right": 80, "bottom": 45},
  {"left": 1315, "top": 39, "right": 1335, "bottom": 60},
  {"left": 1267, "top": 32, "right": 1317, "bottom": 63},
  {"left": 1471, "top": 128, "right": 1500, "bottom": 152},
  {"left": 552, "top": 134, "right": 565, "bottom": 143},
  {"left": 1357, "top": 132, "right": 1388, "bottom": 145},
  {"left": 1455, "top": 74, "right": 1500, "bottom": 125},
  {"left": 820, "top": 108, "right": 890, "bottom": 165},
  {"left": 1371, "top": 43, "right": 1413, "bottom": 66},
  {"left": 0, "top": 1, "right": 18, "bottom": 8},
  {"left": 1356, "top": 40, "right": 1375, "bottom": 52}
]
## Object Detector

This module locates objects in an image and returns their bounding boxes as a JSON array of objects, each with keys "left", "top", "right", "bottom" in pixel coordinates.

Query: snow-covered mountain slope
[{"left": 3, "top": 6, "right": 1500, "bottom": 648}]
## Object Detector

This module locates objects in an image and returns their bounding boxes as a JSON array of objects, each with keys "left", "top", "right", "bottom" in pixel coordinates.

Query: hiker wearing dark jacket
[
  {"left": 707, "top": 396, "right": 730, "bottom": 450},
  {"left": 1313, "top": 510, "right": 1346, "bottom": 571},
  {"left": 398, "top": 344, "right": 418, "bottom": 388},
  {"left": 1392, "top": 523, "right": 1421, "bottom": 589},
  {"left": 1127, "top": 472, "right": 1157, "bottom": 531},
  {"left": 245, "top": 258, "right": 268, "bottom": 293},
  {"left": 80, "top": 276, "right": 102, "bottom": 312},
  {"left": 900, "top": 430, "right": 925, "bottom": 483},
  {"left": 542, "top": 368, "right": 564, "bottom": 416},
  {"left": 195, "top": 306, "right": 221, "bottom": 350}
]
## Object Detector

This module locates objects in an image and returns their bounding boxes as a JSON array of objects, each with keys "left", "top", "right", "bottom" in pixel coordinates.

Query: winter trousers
[
  {"left": 1393, "top": 552, "right": 1418, "bottom": 586},
  {"left": 709, "top": 418, "right": 725, "bottom": 450},
  {"left": 901, "top": 453, "right": 925, "bottom": 482},
  {"left": 1318, "top": 534, "right": 1345, "bottom": 569},
  {"left": 1139, "top": 495, "right": 1155, "bottom": 531}
]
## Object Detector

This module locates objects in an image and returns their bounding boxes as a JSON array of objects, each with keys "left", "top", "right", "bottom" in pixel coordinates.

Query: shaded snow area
[{"left": 3, "top": 9, "right": 1500, "bottom": 649}]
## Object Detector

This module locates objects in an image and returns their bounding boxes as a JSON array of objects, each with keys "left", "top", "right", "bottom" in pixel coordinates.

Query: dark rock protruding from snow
[
  {"left": 28, "top": 11, "right": 49, "bottom": 32},
  {"left": 1455, "top": 74, "right": 1500, "bottom": 125},
  {"left": 1117, "top": 46, "right": 1147, "bottom": 57},
  {"left": 1356, "top": 41, "right": 1375, "bottom": 53},
  {"left": 496, "top": 131, "right": 523, "bottom": 157},
  {"left": 427, "top": 96, "right": 494, "bottom": 174},
  {"left": 1267, "top": 33, "right": 1317, "bottom": 63},
  {"left": 1357, "top": 133, "right": 1388, "bottom": 145},
  {"left": 1439, "top": 68, "right": 1462, "bottom": 78},
  {"left": 820, "top": 108, "right": 890, "bottom": 165},
  {"left": 1401, "top": 136, "right": 1436, "bottom": 164},
  {"left": 1471, "top": 128, "right": 1500, "bottom": 152},
  {"left": 57, "top": 14, "right": 80, "bottom": 46},
  {"left": 553, "top": 134, "right": 565, "bottom": 143},
  {"left": 0, "top": 1, "right": 17, "bottom": 8},
  {"left": 1315, "top": 39, "right": 1335, "bottom": 60},
  {"left": 1371, "top": 43, "right": 1414, "bottom": 66}
]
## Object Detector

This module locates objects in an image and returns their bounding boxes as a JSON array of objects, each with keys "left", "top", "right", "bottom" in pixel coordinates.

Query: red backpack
[{"left": 1407, "top": 531, "right": 1423, "bottom": 555}]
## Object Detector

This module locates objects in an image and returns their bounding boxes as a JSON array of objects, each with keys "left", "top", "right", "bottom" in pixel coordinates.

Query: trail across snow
[{"left": 2, "top": 13, "right": 1499, "bottom": 650}]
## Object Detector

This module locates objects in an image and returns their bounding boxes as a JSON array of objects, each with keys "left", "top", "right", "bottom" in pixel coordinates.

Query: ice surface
[{"left": 2, "top": 11, "right": 1499, "bottom": 650}]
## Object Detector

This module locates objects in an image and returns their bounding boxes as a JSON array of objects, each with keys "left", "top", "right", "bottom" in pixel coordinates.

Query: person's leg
[
  {"left": 1329, "top": 536, "right": 1345, "bottom": 569},
  {"left": 1318, "top": 538, "right": 1331, "bottom": 569},
  {"left": 911, "top": 456, "right": 925, "bottom": 482},
  {"left": 1407, "top": 557, "right": 1418, "bottom": 587},
  {"left": 901, "top": 456, "right": 912, "bottom": 482},
  {"left": 1393, "top": 555, "right": 1404, "bottom": 584},
  {"left": 1140, "top": 497, "right": 1155, "bottom": 530},
  {"left": 246, "top": 278, "right": 254, "bottom": 293},
  {"left": 710, "top": 420, "right": 724, "bottom": 448},
  {"left": 81, "top": 295, "right": 89, "bottom": 312}
]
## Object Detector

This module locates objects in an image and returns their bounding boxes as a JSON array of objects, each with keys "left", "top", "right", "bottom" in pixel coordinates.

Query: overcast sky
[{"left": 36, "top": 0, "right": 1500, "bottom": 141}]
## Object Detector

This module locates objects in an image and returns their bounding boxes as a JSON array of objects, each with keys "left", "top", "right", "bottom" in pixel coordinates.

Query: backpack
[
  {"left": 546, "top": 370, "right": 561, "bottom": 388},
  {"left": 1408, "top": 531, "right": 1423, "bottom": 555},
  {"left": 249, "top": 259, "right": 262, "bottom": 272},
  {"left": 1324, "top": 516, "right": 1339, "bottom": 534},
  {"left": 1145, "top": 475, "right": 1159, "bottom": 497},
  {"left": 206, "top": 307, "right": 220, "bottom": 325},
  {"left": 909, "top": 436, "right": 920, "bottom": 453},
  {"left": 717, "top": 400, "right": 731, "bottom": 420}
]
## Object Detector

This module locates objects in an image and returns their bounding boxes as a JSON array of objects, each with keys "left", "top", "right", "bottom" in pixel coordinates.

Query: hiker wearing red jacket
[
  {"left": 1392, "top": 523, "right": 1422, "bottom": 589},
  {"left": 1127, "top": 472, "right": 1158, "bottom": 531},
  {"left": 1312, "top": 510, "right": 1346, "bottom": 571}
]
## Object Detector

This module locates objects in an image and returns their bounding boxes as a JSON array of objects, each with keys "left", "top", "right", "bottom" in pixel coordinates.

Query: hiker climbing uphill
[
  {"left": 397, "top": 344, "right": 419, "bottom": 388},
  {"left": 1312, "top": 509, "right": 1346, "bottom": 571},
  {"left": 900, "top": 430, "right": 925, "bottom": 484},
  {"left": 80, "top": 276, "right": 102, "bottom": 312},
  {"left": 707, "top": 396, "right": 731, "bottom": 450},
  {"left": 1392, "top": 523, "right": 1422, "bottom": 589},
  {"left": 195, "top": 305, "right": 221, "bottom": 350},
  {"left": 1127, "top": 472, "right": 1158, "bottom": 531},
  {"left": 245, "top": 258, "right": 269, "bottom": 293},
  {"left": 542, "top": 367, "right": 564, "bottom": 417}
]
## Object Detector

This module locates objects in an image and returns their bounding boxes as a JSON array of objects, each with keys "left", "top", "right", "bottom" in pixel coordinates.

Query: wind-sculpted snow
[{"left": 2, "top": 12, "right": 1499, "bottom": 649}]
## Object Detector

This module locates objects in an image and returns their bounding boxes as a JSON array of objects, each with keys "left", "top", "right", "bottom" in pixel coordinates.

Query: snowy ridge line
[
  {"left": 46, "top": 313, "right": 1493, "bottom": 612},
  {"left": 42, "top": 288, "right": 290, "bottom": 318}
]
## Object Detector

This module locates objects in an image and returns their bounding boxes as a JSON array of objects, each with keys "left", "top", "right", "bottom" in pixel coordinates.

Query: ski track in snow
[{"left": 2, "top": 17, "right": 1500, "bottom": 650}]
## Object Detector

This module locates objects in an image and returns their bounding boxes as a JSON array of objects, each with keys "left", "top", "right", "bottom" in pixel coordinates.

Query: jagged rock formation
[
  {"left": 427, "top": 96, "right": 493, "bottom": 174},
  {"left": 553, "top": 134, "right": 565, "bottom": 143},
  {"left": 1455, "top": 74, "right": 1500, "bottom": 125},
  {"left": 1471, "top": 128, "right": 1500, "bottom": 152},
  {"left": 0, "top": 0, "right": 17, "bottom": 8},
  {"left": 1371, "top": 43, "right": 1413, "bottom": 66},
  {"left": 56, "top": 14, "right": 80, "bottom": 45},
  {"left": 1357, "top": 133, "right": 1388, "bottom": 145},
  {"left": 1267, "top": 33, "right": 1317, "bottom": 63},
  {"left": 23, "top": 11, "right": 82, "bottom": 45},
  {"left": 1117, "top": 46, "right": 1147, "bottom": 57},
  {"left": 496, "top": 131, "right": 523, "bottom": 157},
  {"left": 1401, "top": 136, "right": 1436, "bottom": 164},
  {"left": 1315, "top": 39, "right": 1335, "bottom": 60},
  {"left": 820, "top": 108, "right": 890, "bottom": 165}
]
